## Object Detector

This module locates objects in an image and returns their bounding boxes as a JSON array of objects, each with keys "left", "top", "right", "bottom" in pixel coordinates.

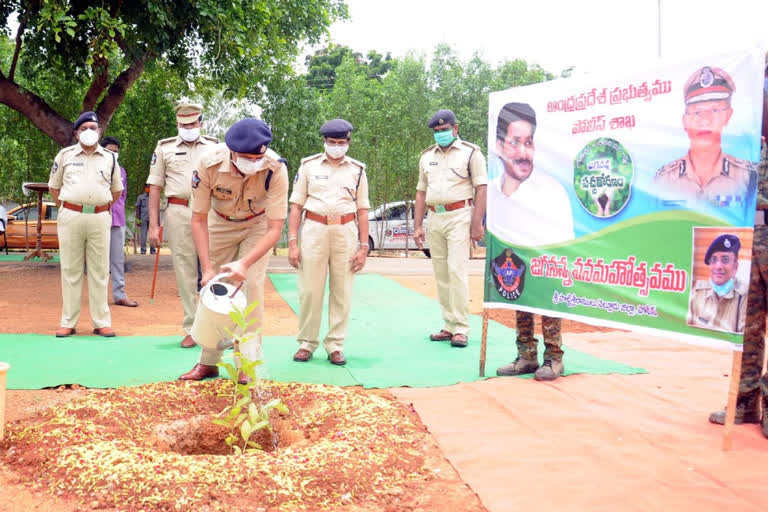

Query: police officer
[
  {"left": 687, "top": 234, "right": 748, "bottom": 333},
  {"left": 654, "top": 66, "right": 757, "bottom": 202},
  {"left": 48, "top": 111, "right": 123, "bottom": 337},
  {"left": 179, "top": 118, "right": 288, "bottom": 383},
  {"left": 135, "top": 184, "right": 152, "bottom": 254},
  {"left": 146, "top": 103, "right": 218, "bottom": 348},
  {"left": 288, "top": 119, "right": 370, "bottom": 365},
  {"left": 710, "top": 58, "right": 768, "bottom": 437},
  {"left": 414, "top": 109, "right": 487, "bottom": 348}
]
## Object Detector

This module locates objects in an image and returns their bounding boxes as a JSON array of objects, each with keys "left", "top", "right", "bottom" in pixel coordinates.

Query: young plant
[{"left": 212, "top": 301, "right": 288, "bottom": 454}]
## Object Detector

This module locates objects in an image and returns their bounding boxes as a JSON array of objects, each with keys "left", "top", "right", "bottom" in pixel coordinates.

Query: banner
[{"left": 484, "top": 49, "right": 765, "bottom": 345}]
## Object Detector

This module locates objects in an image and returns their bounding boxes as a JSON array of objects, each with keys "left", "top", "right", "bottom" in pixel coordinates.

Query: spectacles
[
  {"left": 709, "top": 255, "right": 734, "bottom": 265},
  {"left": 684, "top": 107, "right": 730, "bottom": 118}
]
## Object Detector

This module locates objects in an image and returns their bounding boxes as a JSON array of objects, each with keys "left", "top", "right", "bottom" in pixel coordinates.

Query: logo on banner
[
  {"left": 491, "top": 248, "right": 526, "bottom": 301},
  {"left": 573, "top": 137, "right": 634, "bottom": 218}
]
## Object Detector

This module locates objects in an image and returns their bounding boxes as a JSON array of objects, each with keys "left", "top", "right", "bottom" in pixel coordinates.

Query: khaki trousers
[
  {"left": 57, "top": 208, "right": 112, "bottom": 328},
  {"left": 199, "top": 215, "right": 269, "bottom": 367},
  {"left": 297, "top": 218, "right": 359, "bottom": 354},
  {"left": 165, "top": 203, "right": 198, "bottom": 334},
  {"left": 427, "top": 207, "right": 472, "bottom": 335}
]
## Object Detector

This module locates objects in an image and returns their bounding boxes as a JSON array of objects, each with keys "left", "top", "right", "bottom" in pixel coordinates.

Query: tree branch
[
  {"left": 9, "top": 16, "right": 27, "bottom": 82},
  {"left": 0, "top": 71, "right": 75, "bottom": 146},
  {"left": 82, "top": 56, "right": 110, "bottom": 112},
  {"left": 95, "top": 54, "right": 152, "bottom": 130}
]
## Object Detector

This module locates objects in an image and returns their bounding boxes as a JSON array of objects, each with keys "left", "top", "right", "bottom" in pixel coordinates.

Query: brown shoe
[
  {"left": 179, "top": 363, "right": 219, "bottom": 381},
  {"left": 328, "top": 351, "right": 347, "bottom": 366},
  {"left": 293, "top": 348, "right": 313, "bottom": 362},
  {"left": 450, "top": 333, "right": 468, "bottom": 348},
  {"left": 55, "top": 327, "right": 76, "bottom": 338},
  {"left": 114, "top": 298, "right": 138, "bottom": 307},
  {"left": 429, "top": 329, "right": 453, "bottom": 341},
  {"left": 237, "top": 371, "right": 251, "bottom": 385},
  {"left": 180, "top": 335, "right": 196, "bottom": 348},
  {"left": 93, "top": 327, "right": 116, "bottom": 338}
]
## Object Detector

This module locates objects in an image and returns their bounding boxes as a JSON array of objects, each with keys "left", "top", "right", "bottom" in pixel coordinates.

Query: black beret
[
  {"left": 100, "top": 136, "right": 120, "bottom": 149},
  {"left": 225, "top": 118, "right": 272, "bottom": 154},
  {"left": 74, "top": 111, "right": 98, "bottom": 131},
  {"left": 704, "top": 234, "right": 741, "bottom": 264},
  {"left": 428, "top": 109, "right": 456, "bottom": 128},
  {"left": 320, "top": 119, "right": 353, "bottom": 139}
]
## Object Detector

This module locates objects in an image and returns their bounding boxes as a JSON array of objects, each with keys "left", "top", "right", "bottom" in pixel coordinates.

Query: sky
[{"left": 316, "top": 0, "right": 768, "bottom": 75}]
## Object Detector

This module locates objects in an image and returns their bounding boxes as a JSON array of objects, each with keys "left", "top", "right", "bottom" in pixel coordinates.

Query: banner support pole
[
  {"left": 722, "top": 345, "right": 743, "bottom": 451},
  {"left": 480, "top": 308, "right": 489, "bottom": 377}
]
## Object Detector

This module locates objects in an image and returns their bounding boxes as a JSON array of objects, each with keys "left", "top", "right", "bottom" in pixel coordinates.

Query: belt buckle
[
  {"left": 435, "top": 204, "right": 447, "bottom": 213},
  {"left": 82, "top": 204, "right": 95, "bottom": 214},
  {"left": 326, "top": 214, "right": 341, "bottom": 225}
]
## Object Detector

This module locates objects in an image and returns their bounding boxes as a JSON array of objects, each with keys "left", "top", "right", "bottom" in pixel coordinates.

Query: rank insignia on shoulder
[
  {"left": 151, "top": 153, "right": 157, "bottom": 165},
  {"left": 192, "top": 170, "right": 200, "bottom": 189}
]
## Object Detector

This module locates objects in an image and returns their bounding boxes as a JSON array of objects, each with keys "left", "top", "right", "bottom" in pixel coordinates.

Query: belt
[
  {"left": 168, "top": 197, "right": 189, "bottom": 207},
  {"left": 62, "top": 201, "right": 110, "bottom": 214},
  {"left": 305, "top": 211, "right": 356, "bottom": 225},
  {"left": 428, "top": 199, "right": 473, "bottom": 213},
  {"left": 214, "top": 209, "right": 265, "bottom": 222}
]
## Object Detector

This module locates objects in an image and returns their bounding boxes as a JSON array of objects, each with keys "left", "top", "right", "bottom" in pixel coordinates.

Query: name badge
[
  {"left": 429, "top": 162, "right": 438, "bottom": 166},
  {"left": 175, "top": 152, "right": 187, "bottom": 156},
  {"left": 70, "top": 162, "right": 84, "bottom": 166},
  {"left": 314, "top": 175, "right": 329, "bottom": 180},
  {"left": 215, "top": 186, "right": 232, "bottom": 195}
]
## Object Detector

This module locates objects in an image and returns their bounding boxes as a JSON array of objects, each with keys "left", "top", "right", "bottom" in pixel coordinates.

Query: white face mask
[
  {"left": 325, "top": 143, "right": 349, "bottom": 160},
  {"left": 234, "top": 156, "right": 268, "bottom": 175},
  {"left": 179, "top": 127, "right": 200, "bottom": 142},
  {"left": 79, "top": 129, "right": 99, "bottom": 147}
]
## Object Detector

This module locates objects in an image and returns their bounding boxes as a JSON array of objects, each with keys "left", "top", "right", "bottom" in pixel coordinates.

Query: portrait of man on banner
[{"left": 487, "top": 102, "right": 575, "bottom": 246}]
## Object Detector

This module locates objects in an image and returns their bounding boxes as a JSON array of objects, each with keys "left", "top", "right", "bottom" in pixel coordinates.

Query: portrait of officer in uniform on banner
[
  {"left": 687, "top": 228, "right": 753, "bottom": 334},
  {"left": 654, "top": 66, "right": 758, "bottom": 205}
]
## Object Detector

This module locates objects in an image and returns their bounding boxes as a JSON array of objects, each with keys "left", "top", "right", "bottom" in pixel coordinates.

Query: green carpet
[
  {"left": 0, "top": 252, "right": 59, "bottom": 262},
  {"left": 0, "top": 274, "right": 645, "bottom": 389}
]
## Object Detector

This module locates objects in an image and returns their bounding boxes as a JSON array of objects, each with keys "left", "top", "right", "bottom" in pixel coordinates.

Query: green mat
[
  {"left": 0, "top": 274, "right": 645, "bottom": 389},
  {"left": 0, "top": 252, "right": 59, "bottom": 262}
]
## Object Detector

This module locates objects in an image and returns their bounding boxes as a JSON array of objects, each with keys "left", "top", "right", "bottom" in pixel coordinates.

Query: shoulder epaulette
[
  {"left": 158, "top": 136, "right": 177, "bottom": 145},
  {"left": 60, "top": 144, "right": 79, "bottom": 155},
  {"left": 347, "top": 156, "right": 366, "bottom": 170},
  {"left": 655, "top": 159, "right": 682, "bottom": 178},
  {"left": 726, "top": 154, "right": 758, "bottom": 173},
  {"left": 202, "top": 135, "right": 219, "bottom": 144},
  {"left": 421, "top": 144, "right": 437, "bottom": 155},
  {"left": 460, "top": 140, "right": 481, "bottom": 151},
  {"left": 300, "top": 153, "right": 324, "bottom": 164},
  {"left": 198, "top": 144, "right": 227, "bottom": 168}
]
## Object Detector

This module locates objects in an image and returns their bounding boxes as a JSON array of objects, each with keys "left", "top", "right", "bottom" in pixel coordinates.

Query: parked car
[
  {"left": 367, "top": 201, "right": 430, "bottom": 257},
  {"left": 3, "top": 201, "right": 60, "bottom": 249}
]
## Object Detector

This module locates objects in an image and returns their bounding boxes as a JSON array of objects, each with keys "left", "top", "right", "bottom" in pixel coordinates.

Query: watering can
[{"left": 190, "top": 273, "right": 247, "bottom": 350}]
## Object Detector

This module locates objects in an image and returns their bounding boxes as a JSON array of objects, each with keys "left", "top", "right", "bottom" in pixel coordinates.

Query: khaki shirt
[
  {"left": 654, "top": 151, "right": 756, "bottom": 202},
  {"left": 687, "top": 277, "right": 747, "bottom": 333},
  {"left": 147, "top": 135, "right": 219, "bottom": 199},
  {"left": 289, "top": 153, "right": 370, "bottom": 215},
  {"left": 191, "top": 143, "right": 289, "bottom": 221},
  {"left": 48, "top": 144, "right": 123, "bottom": 205},
  {"left": 417, "top": 138, "right": 487, "bottom": 205}
]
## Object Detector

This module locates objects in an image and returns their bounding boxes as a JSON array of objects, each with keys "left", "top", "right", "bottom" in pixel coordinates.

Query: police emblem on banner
[
  {"left": 491, "top": 248, "right": 526, "bottom": 301},
  {"left": 191, "top": 170, "right": 200, "bottom": 189}
]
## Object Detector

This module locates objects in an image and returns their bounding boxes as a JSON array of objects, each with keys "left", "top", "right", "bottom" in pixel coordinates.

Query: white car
[{"left": 367, "top": 201, "right": 430, "bottom": 257}]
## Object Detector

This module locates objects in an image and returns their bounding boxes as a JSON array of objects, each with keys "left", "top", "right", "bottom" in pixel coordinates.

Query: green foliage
[
  {"left": 305, "top": 44, "right": 392, "bottom": 91},
  {"left": 213, "top": 301, "right": 288, "bottom": 455}
]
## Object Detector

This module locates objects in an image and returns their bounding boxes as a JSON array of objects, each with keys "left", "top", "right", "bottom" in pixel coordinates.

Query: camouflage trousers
[
  {"left": 740, "top": 224, "right": 768, "bottom": 400},
  {"left": 515, "top": 311, "right": 563, "bottom": 362}
]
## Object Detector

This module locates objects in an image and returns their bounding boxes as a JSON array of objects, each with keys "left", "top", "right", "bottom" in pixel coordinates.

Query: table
[{"left": 22, "top": 182, "right": 52, "bottom": 262}]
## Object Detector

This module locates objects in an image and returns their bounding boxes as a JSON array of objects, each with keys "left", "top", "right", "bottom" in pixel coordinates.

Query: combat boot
[
  {"left": 534, "top": 359, "right": 564, "bottom": 381},
  {"left": 496, "top": 356, "right": 539, "bottom": 376},
  {"left": 708, "top": 392, "right": 761, "bottom": 425}
]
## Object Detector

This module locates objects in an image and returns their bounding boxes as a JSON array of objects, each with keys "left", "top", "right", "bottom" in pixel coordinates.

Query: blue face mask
[
  {"left": 710, "top": 278, "right": 735, "bottom": 296},
  {"left": 434, "top": 129, "right": 456, "bottom": 147}
]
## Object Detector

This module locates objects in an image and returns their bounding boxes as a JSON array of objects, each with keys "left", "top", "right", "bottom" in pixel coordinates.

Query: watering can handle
[{"left": 208, "top": 272, "right": 233, "bottom": 288}]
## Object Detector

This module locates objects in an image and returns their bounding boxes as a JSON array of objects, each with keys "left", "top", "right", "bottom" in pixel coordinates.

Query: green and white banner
[{"left": 484, "top": 49, "right": 765, "bottom": 345}]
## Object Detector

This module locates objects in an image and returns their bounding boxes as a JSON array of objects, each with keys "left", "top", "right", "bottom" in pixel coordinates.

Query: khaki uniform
[
  {"left": 654, "top": 152, "right": 757, "bottom": 202},
  {"left": 289, "top": 153, "right": 370, "bottom": 354},
  {"left": 191, "top": 143, "right": 289, "bottom": 365},
  {"left": 48, "top": 144, "right": 123, "bottom": 328},
  {"left": 417, "top": 138, "right": 487, "bottom": 335},
  {"left": 687, "top": 277, "right": 748, "bottom": 333},
  {"left": 147, "top": 135, "right": 218, "bottom": 334}
]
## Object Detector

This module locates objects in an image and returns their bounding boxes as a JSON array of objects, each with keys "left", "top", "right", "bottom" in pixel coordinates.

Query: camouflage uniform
[{"left": 515, "top": 311, "right": 563, "bottom": 362}]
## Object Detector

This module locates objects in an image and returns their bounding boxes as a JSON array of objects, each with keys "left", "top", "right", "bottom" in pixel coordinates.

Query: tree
[
  {"left": 0, "top": 0, "right": 347, "bottom": 146},
  {"left": 305, "top": 44, "right": 392, "bottom": 91}
]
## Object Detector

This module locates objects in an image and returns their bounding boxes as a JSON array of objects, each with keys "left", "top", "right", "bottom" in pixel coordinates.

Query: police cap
[
  {"left": 704, "top": 233, "right": 741, "bottom": 264},
  {"left": 320, "top": 119, "right": 353, "bottom": 139},
  {"left": 73, "top": 111, "right": 98, "bottom": 131},
  {"left": 683, "top": 66, "right": 735, "bottom": 105},
  {"left": 100, "top": 136, "right": 120, "bottom": 149},
  {"left": 428, "top": 109, "right": 456, "bottom": 128},
  {"left": 225, "top": 118, "right": 272, "bottom": 155},
  {"left": 174, "top": 102, "right": 203, "bottom": 124}
]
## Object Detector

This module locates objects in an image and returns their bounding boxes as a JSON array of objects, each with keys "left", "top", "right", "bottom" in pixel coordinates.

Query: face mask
[
  {"left": 179, "top": 127, "right": 200, "bottom": 142},
  {"left": 434, "top": 129, "right": 456, "bottom": 147},
  {"left": 324, "top": 143, "right": 349, "bottom": 159},
  {"left": 710, "top": 278, "right": 735, "bottom": 297},
  {"left": 234, "top": 156, "right": 268, "bottom": 175},
  {"left": 79, "top": 129, "right": 99, "bottom": 147}
]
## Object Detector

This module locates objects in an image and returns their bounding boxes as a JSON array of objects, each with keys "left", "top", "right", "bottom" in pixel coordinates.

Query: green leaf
[
  {"left": 240, "top": 420, "right": 252, "bottom": 441},
  {"left": 66, "top": 28, "right": 75, "bottom": 37},
  {"left": 212, "top": 418, "right": 230, "bottom": 427},
  {"left": 217, "top": 362, "right": 238, "bottom": 381},
  {"left": 248, "top": 403, "right": 258, "bottom": 422},
  {"left": 233, "top": 445, "right": 242, "bottom": 455}
]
